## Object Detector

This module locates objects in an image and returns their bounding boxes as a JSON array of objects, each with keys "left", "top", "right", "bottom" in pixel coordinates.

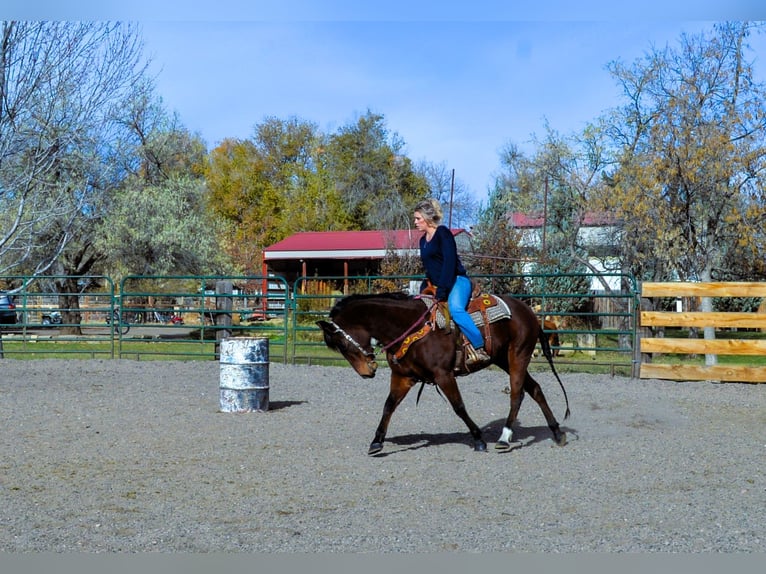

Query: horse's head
[{"left": 316, "top": 319, "right": 378, "bottom": 378}]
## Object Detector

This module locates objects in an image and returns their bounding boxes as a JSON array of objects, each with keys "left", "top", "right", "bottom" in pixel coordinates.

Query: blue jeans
[{"left": 448, "top": 275, "right": 484, "bottom": 348}]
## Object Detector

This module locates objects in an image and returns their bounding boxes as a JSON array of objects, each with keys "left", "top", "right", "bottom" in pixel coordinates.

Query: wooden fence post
[
  {"left": 215, "top": 280, "right": 233, "bottom": 358},
  {"left": 633, "top": 281, "right": 654, "bottom": 377}
]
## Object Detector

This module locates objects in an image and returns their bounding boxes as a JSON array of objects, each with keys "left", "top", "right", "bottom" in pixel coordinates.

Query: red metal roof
[{"left": 263, "top": 229, "right": 466, "bottom": 257}]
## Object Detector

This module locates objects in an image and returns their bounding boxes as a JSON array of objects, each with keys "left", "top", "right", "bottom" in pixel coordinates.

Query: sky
[{"left": 3, "top": 1, "right": 766, "bottom": 202}]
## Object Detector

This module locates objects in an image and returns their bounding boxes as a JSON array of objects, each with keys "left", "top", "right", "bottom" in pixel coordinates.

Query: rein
[{"left": 380, "top": 296, "right": 436, "bottom": 354}]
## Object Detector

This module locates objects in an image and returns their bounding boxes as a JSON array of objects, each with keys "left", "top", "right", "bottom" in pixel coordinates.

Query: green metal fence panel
[
  {"left": 0, "top": 275, "right": 116, "bottom": 359},
  {"left": 116, "top": 275, "right": 290, "bottom": 362},
  {"left": 472, "top": 272, "right": 640, "bottom": 376},
  {"left": 1, "top": 272, "right": 640, "bottom": 375},
  {"left": 291, "top": 274, "right": 422, "bottom": 366},
  {"left": 293, "top": 271, "right": 640, "bottom": 376}
]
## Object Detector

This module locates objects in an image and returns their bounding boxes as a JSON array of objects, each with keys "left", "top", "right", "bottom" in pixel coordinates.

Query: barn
[{"left": 261, "top": 228, "right": 471, "bottom": 285}]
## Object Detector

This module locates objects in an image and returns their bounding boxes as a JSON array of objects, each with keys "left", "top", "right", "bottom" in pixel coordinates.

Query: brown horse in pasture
[{"left": 317, "top": 292, "right": 570, "bottom": 455}]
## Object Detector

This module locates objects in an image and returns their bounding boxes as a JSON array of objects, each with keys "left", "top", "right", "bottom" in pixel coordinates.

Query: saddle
[{"left": 391, "top": 285, "right": 511, "bottom": 363}]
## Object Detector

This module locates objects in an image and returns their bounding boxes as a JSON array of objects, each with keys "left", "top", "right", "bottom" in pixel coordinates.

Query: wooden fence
[{"left": 639, "top": 282, "right": 766, "bottom": 383}]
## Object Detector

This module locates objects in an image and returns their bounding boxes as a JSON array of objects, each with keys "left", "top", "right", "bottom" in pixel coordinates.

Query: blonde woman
[{"left": 413, "top": 198, "right": 490, "bottom": 367}]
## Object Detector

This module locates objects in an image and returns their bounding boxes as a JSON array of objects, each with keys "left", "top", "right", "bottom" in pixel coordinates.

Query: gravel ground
[{"left": 0, "top": 358, "right": 764, "bottom": 553}]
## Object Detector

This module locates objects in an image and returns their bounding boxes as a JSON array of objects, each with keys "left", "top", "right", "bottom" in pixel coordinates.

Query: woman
[{"left": 413, "top": 198, "right": 491, "bottom": 368}]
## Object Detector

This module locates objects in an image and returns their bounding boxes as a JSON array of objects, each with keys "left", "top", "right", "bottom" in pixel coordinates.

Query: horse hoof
[
  {"left": 368, "top": 443, "right": 383, "bottom": 455},
  {"left": 556, "top": 433, "right": 568, "bottom": 446},
  {"left": 474, "top": 441, "right": 487, "bottom": 452}
]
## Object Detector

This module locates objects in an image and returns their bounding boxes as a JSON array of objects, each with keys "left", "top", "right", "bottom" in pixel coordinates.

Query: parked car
[
  {"left": 0, "top": 292, "right": 18, "bottom": 325},
  {"left": 239, "top": 308, "right": 267, "bottom": 323},
  {"left": 41, "top": 311, "right": 63, "bottom": 326}
]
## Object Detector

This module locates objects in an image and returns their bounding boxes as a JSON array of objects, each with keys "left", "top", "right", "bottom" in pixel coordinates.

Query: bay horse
[{"left": 317, "top": 292, "right": 570, "bottom": 455}]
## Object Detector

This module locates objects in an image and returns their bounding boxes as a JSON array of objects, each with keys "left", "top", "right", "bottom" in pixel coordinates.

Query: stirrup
[{"left": 464, "top": 343, "right": 490, "bottom": 367}]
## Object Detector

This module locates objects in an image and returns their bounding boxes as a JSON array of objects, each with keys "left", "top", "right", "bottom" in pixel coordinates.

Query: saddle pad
[
  {"left": 469, "top": 295, "right": 511, "bottom": 326},
  {"left": 421, "top": 294, "right": 511, "bottom": 329}
]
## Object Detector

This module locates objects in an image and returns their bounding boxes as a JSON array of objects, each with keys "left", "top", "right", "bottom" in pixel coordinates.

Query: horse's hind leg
[
  {"left": 369, "top": 373, "right": 415, "bottom": 455},
  {"left": 496, "top": 376, "right": 525, "bottom": 451},
  {"left": 523, "top": 372, "right": 566, "bottom": 445},
  {"left": 498, "top": 372, "right": 566, "bottom": 449}
]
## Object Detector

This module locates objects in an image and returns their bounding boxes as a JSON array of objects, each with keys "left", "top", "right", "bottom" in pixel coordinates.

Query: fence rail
[
  {"left": 2, "top": 272, "right": 639, "bottom": 373},
  {"left": 0, "top": 275, "right": 290, "bottom": 361},
  {"left": 15, "top": 273, "right": 754, "bottom": 381},
  {"left": 639, "top": 281, "right": 766, "bottom": 383}
]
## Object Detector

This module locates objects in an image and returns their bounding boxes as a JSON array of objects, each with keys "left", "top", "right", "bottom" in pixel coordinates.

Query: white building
[{"left": 508, "top": 212, "right": 623, "bottom": 291}]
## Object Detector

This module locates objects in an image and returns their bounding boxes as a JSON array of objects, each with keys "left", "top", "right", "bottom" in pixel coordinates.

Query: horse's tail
[{"left": 539, "top": 326, "right": 571, "bottom": 420}]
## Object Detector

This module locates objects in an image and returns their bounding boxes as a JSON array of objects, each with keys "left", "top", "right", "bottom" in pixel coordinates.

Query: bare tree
[
  {"left": 414, "top": 160, "right": 478, "bottom": 229},
  {"left": 0, "top": 21, "right": 148, "bottom": 280}
]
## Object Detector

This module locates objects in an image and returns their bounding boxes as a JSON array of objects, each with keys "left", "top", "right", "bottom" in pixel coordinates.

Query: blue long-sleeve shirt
[{"left": 419, "top": 225, "right": 467, "bottom": 301}]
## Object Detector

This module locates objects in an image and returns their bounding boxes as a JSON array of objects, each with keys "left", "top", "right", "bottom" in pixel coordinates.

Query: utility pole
[{"left": 448, "top": 168, "right": 455, "bottom": 228}]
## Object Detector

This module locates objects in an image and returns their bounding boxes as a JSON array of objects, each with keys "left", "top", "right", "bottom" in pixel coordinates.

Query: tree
[
  {"left": 204, "top": 138, "right": 266, "bottom": 273},
  {"left": 0, "top": 21, "right": 148, "bottom": 278},
  {"left": 93, "top": 86, "right": 224, "bottom": 281},
  {"left": 324, "top": 110, "right": 428, "bottom": 230},
  {"left": 120, "top": 87, "right": 209, "bottom": 185},
  {"left": 600, "top": 22, "right": 766, "bottom": 365},
  {"left": 492, "top": 141, "right": 545, "bottom": 215},
  {"left": 0, "top": 22, "right": 154, "bottom": 338},
  {"left": 254, "top": 116, "right": 350, "bottom": 237},
  {"left": 529, "top": 125, "right": 617, "bottom": 290},
  {"left": 205, "top": 117, "right": 351, "bottom": 274},
  {"left": 478, "top": 123, "right": 615, "bottom": 292},
  {"left": 205, "top": 112, "right": 432, "bottom": 273},
  {"left": 96, "top": 176, "right": 231, "bottom": 278},
  {"left": 468, "top": 210, "right": 526, "bottom": 294},
  {"left": 414, "top": 160, "right": 478, "bottom": 229},
  {"left": 602, "top": 22, "right": 766, "bottom": 284}
]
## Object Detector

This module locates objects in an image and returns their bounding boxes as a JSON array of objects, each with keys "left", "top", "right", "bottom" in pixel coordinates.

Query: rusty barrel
[{"left": 219, "top": 337, "right": 269, "bottom": 412}]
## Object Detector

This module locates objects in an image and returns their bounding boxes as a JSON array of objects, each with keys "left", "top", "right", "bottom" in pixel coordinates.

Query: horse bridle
[
  {"left": 326, "top": 320, "right": 378, "bottom": 361},
  {"left": 327, "top": 296, "right": 436, "bottom": 363}
]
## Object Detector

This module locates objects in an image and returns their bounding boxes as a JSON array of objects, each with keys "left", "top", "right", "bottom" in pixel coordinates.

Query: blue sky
[{"left": 4, "top": 2, "right": 766, "bottom": 201}]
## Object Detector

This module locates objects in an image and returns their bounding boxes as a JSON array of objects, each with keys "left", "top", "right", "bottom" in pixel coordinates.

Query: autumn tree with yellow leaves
[
  {"left": 600, "top": 21, "right": 766, "bottom": 285},
  {"left": 205, "top": 111, "right": 430, "bottom": 274},
  {"left": 599, "top": 21, "right": 766, "bottom": 364}
]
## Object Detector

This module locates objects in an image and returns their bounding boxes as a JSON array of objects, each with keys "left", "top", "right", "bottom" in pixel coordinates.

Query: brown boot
[{"left": 464, "top": 343, "right": 491, "bottom": 368}]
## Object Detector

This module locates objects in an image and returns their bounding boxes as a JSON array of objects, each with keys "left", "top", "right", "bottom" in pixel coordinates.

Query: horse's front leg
[
  {"left": 369, "top": 372, "right": 415, "bottom": 455},
  {"left": 434, "top": 371, "right": 487, "bottom": 452}
]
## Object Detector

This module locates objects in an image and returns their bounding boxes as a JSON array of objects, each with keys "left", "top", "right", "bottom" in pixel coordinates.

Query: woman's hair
[{"left": 414, "top": 198, "right": 443, "bottom": 225}]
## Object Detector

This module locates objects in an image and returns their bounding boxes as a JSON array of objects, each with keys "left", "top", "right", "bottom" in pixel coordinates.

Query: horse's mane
[{"left": 329, "top": 291, "right": 413, "bottom": 318}]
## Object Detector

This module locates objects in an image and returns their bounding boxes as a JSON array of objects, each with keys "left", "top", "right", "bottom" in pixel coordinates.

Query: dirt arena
[{"left": 1, "top": 359, "right": 763, "bottom": 552}]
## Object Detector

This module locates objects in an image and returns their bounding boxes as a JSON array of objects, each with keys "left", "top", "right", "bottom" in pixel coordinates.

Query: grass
[
  {"left": 0, "top": 338, "right": 287, "bottom": 362},
  {"left": 662, "top": 327, "right": 766, "bottom": 340},
  {"left": 643, "top": 328, "right": 766, "bottom": 367}
]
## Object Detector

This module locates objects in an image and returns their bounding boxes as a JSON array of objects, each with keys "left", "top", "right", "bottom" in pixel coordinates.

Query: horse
[
  {"left": 534, "top": 318, "right": 561, "bottom": 357},
  {"left": 317, "top": 292, "right": 570, "bottom": 455}
]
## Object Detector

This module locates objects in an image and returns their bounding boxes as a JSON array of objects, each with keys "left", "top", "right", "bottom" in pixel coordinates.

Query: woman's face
[{"left": 413, "top": 211, "right": 430, "bottom": 232}]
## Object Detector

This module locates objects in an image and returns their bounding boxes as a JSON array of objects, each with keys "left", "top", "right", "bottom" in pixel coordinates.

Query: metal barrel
[{"left": 219, "top": 337, "right": 269, "bottom": 412}]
